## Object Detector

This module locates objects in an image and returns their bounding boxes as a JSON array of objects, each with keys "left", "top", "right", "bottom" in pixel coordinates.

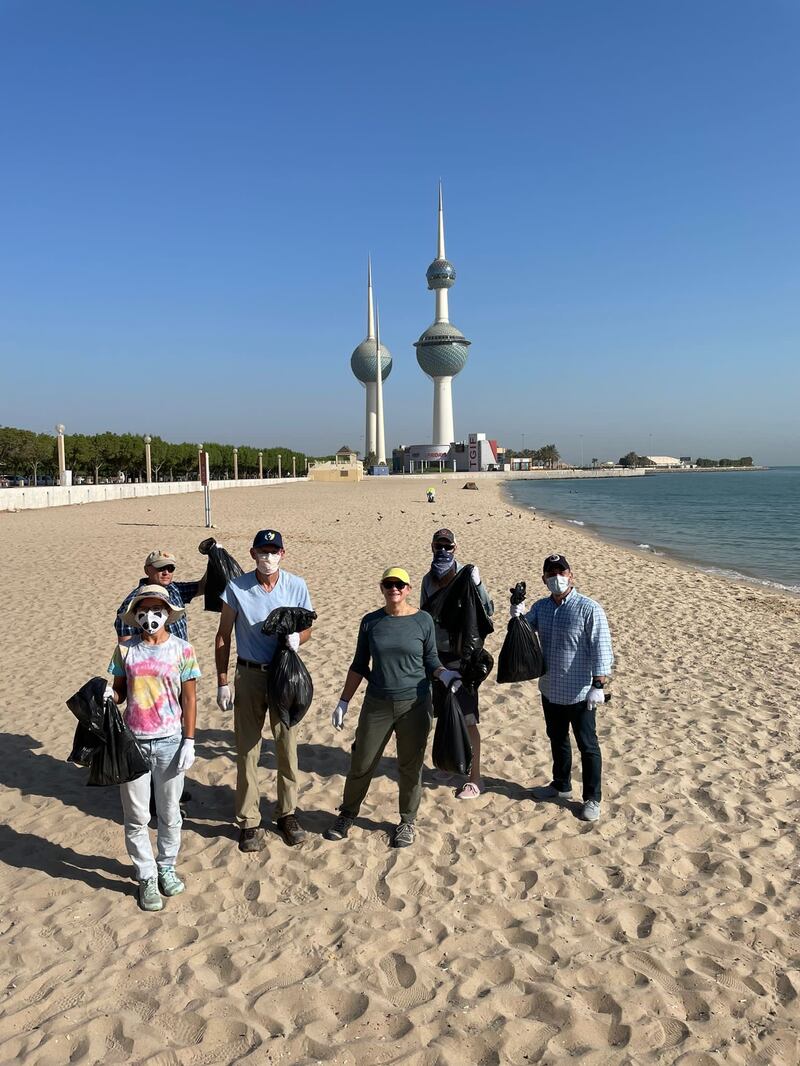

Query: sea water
[{"left": 504, "top": 467, "right": 800, "bottom": 594}]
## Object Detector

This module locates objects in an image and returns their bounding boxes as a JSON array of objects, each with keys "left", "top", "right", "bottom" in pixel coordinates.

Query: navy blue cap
[
  {"left": 252, "top": 529, "right": 284, "bottom": 550},
  {"left": 543, "top": 553, "right": 570, "bottom": 573}
]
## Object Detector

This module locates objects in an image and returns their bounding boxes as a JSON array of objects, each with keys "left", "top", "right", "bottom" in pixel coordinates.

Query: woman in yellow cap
[{"left": 325, "top": 567, "right": 461, "bottom": 847}]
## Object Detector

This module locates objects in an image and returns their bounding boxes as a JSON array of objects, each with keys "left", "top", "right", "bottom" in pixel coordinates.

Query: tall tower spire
[
  {"left": 350, "top": 257, "right": 392, "bottom": 462},
  {"left": 414, "top": 182, "right": 470, "bottom": 447},
  {"left": 375, "top": 302, "right": 386, "bottom": 465}
]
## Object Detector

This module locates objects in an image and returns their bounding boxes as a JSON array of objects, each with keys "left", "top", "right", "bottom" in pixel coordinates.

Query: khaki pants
[
  {"left": 233, "top": 664, "right": 299, "bottom": 827},
  {"left": 340, "top": 691, "right": 431, "bottom": 824}
]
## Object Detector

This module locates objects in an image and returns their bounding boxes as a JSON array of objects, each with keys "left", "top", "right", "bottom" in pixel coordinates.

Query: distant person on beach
[
  {"left": 511, "top": 553, "right": 613, "bottom": 822},
  {"left": 421, "top": 528, "right": 493, "bottom": 799},
  {"left": 324, "top": 567, "right": 459, "bottom": 848},
  {"left": 115, "top": 549, "right": 207, "bottom": 643},
  {"left": 106, "top": 585, "right": 200, "bottom": 911},
  {"left": 214, "top": 529, "right": 313, "bottom": 853}
]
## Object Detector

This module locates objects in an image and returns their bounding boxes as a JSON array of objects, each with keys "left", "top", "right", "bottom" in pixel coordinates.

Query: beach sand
[{"left": 1, "top": 477, "right": 798, "bottom": 1065}]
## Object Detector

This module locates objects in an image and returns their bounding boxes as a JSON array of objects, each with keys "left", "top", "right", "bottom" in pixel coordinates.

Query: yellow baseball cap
[{"left": 381, "top": 567, "right": 410, "bottom": 585}]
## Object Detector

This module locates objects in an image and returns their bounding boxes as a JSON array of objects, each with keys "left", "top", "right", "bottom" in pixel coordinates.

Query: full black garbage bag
[
  {"left": 66, "top": 677, "right": 148, "bottom": 785},
  {"left": 87, "top": 700, "right": 149, "bottom": 786},
  {"left": 437, "top": 564, "right": 494, "bottom": 661},
  {"left": 261, "top": 607, "right": 318, "bottom": 728},
  {"left": 432, "top": 687, "right": 472, "bottom": 775},
  {"left": 459, "top": 647, "right": 494, "bottom": 694},
  {"left": 497, "top": 582, "right": 546, "bottom": 683},
  {"left": 198, "top": 537, "right": 245, "bottom": 612}
]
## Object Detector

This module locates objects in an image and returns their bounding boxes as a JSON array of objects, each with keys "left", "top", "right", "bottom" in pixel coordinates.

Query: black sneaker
[
  {"left": 324, "top": 814, "right": 354, "bottom": 841},
  {"left": 276, "top": 813, "right": 307, "bottom": 847},
  {"left": 392, "top": 822, "right": 415, "bottom": 848},
  {"left": 238, "top": 827, "right": 266, "bottom": 853}
]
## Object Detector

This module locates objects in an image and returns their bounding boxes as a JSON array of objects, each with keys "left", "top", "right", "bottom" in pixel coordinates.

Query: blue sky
[{"left": 1, "top": 0, "right": 798, "bottom": 463}]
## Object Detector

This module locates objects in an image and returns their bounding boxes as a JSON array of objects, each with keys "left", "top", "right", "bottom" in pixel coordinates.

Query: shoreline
[{"left": 499, "top": 478, "right": 800, "bottom": 601}]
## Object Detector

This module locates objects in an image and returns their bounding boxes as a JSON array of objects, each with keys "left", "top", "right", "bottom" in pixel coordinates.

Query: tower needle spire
[{"left": 367, "top": 254, "right": 375, "bottom": 340}]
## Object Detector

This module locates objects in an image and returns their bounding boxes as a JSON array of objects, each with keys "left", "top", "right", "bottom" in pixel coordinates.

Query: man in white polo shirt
[{"left": 214, "top": 529, "right": 313, "bottom": 852}]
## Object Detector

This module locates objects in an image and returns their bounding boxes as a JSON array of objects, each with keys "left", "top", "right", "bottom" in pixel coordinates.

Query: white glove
[
  {"left": 510, "top": 601, "right": 527, "bottom": 618},
  {"left": 285, "top": 632, "right": 301, "bottom": 652},
  {"left": 177, "top": 738, "right": 195, "bottom": 772},
  {"left": 471, "top": 566, "right": 481, "bottom": 586},
  {"left": 332, "top": 699, "right": 348, "bottom": 730},
  {"left": 438, "top": 668, "right": 462, "bottom": 692},
  {"left": 104, "top": 683, "right": 116, "bottom": 704},
  {"left": 586, "top": 686, "right": 606, "bottom": 709},
  {"left": 216, "top": 684, "right": 234, "bottom": 711}
]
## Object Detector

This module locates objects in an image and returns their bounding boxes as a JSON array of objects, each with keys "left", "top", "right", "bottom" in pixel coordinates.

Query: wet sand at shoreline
[{"left": 1, "top": 477, "right": 798, "bottom": 1064}]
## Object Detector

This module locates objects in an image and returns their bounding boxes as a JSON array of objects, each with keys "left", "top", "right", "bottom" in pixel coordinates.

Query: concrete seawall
[{"left": 0, "top": 477, "right": 307, "bottom": 512}]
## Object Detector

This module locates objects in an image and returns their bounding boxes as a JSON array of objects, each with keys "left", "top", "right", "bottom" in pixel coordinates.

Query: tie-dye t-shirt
[{"left": 109, "top": 635, "right": 201, "bottom": 739}]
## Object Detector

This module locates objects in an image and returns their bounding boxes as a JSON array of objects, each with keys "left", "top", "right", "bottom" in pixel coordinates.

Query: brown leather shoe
[
  {"left": 276, "top": 813, "right": 307, "bottom": 847},
  {"left": 238, "top": 827, "right": 266, "bottom": 853}
]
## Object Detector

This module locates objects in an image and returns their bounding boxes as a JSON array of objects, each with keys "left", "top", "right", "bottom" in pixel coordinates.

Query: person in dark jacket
[
  {"left": 421, "top": 528, "right": 493, "bottom": 798},
  {"left": 324, "top": 567, "right": 460, "bottom": 848}
]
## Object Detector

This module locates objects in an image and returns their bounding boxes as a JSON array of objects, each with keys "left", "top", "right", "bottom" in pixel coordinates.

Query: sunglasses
[
  {"left": 156, "top": 565, "right": 176, "bottom": 574},
  {"left": 433, "top": 543, "right": 455, "bottom": 551},
  {"left": 381, "top": 580, "right": 407, "bottom": 591}
]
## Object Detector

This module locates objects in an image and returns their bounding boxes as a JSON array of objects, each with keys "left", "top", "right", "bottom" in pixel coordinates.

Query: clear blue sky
[{"left": 1, "top": 0, "right": 798, "bottom": 463}]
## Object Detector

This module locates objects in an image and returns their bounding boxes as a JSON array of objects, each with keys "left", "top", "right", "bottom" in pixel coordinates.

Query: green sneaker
[
  {"left": 138, "top": 876, "right": 163, "bottom": 911},
  {"left": 158, "top": 866, "right": 185, "bottom": 897}
]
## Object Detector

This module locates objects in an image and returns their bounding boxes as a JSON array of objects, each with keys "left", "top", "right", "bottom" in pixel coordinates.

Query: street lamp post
[
  {"left": 258, "top": 451, "right": 263, "bottom": 479},
  {"left": 55, "top": 424, "right": 66, "bottom": 486},
  {"left": 292, "top": 455, "right": 296, "bottom": 479},
  {"left": 233, "top": 447, "right": 238, "bottom": 481},
  {"left": 579, "top": 435, "right": 584, "bottom": 469},
  {"left": 144, "top": 435, "right": 152, "bottom": 483},
  {"left": 277, "top": 453, "right": 282, "bottom": 479}
]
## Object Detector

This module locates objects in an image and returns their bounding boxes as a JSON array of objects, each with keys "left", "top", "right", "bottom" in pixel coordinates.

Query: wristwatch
[{"left": 591, "top": 679, "right": 604, "bottom": 689}]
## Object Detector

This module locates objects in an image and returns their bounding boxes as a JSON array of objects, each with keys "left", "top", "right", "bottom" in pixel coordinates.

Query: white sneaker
[{"left": 579, "top": 800, "right": 601, "bottom": 822}]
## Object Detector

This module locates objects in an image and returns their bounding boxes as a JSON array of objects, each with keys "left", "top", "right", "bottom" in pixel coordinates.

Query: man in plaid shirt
[
  {"left": 512, "top": 553, "right": 613, "bottom": 823},
  {"left": 116, "top": 549, "right": 207, "bottom": 643}
]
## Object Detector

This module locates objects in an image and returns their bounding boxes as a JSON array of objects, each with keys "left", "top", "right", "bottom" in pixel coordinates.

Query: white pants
[{"left": 119, "top": 733, "right": 183, "bottom": 880}]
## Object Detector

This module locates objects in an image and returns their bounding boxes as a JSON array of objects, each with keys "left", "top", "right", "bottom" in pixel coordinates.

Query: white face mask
[
  {"left": 256, "top": 552, "right": 281, "bottom": 575},
  {"left": 546, "top": 574, "right": 570, "bottom": 596},
  {"left": 136, "top": 608, "right": 168, "bottom": 633}
]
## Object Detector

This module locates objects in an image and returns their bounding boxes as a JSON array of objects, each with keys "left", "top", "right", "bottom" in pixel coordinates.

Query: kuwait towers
[
  {"left": 414, "top": 184, "right": 471, "bottom": 447},
  {"left": 350, "top": 257, "right": 392, "bottom": 463}
]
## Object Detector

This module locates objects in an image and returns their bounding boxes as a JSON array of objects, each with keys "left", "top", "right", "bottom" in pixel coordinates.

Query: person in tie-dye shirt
[{"left": 107, "top": 584, "right": 200, "bottom": 912}]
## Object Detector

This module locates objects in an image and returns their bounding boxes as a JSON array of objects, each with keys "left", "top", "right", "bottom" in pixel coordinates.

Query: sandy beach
[{"left": 1, "top": 476, "right": 798, "bottom": 1065}]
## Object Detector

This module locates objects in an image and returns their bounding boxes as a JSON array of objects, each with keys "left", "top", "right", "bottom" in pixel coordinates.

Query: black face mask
[{"left": 432, "top": 548, "right": 455, "bottom": 577}]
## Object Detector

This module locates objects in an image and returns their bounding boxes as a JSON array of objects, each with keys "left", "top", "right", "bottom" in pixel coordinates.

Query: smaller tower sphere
[
  {"left": 426, "top": 258, "right": 456, "bottom": 290},
  {"left": 350, "top": 340, "right": 393, "bottom": 385}
]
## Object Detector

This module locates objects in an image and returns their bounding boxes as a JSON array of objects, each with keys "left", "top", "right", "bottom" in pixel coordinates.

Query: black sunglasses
[
  {"left": 156, "top": 565, "right": 176, "bottom": 574},
  {"left": 381, "top": 580, "right": 407, "bottom": 590},
  {"left": 433, "top": 542, "right": 455, "bottom": 551}
]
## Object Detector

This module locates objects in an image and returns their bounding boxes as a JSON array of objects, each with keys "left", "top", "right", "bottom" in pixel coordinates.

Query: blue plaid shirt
[
  {"left": 115, "top": 578, "right": 200, "bottom": 642},
  {"left": 526, "top": 589, "right": 613, "bottom": 705}
]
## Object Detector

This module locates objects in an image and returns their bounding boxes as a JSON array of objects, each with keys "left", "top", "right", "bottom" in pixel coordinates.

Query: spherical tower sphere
[
  {"left": 426, "top": 258, "right": 456, "bottom": 290},
  {"left": 350, "top": 340, "right": 393, "bottom": 385},
  {"left": 414, "top": 321, "right": 470, "bottom": 378}
]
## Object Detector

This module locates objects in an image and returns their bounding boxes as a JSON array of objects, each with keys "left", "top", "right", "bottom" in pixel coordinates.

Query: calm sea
[{"left": 504, "top": 467, "right": 800, "bottom": 594}]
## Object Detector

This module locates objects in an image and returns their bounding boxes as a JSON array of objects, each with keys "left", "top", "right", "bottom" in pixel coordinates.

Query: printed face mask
[
  {"left": 545, "top": 574, "right": 570, "bottom": 595},
  {"left": 431, "top": 547, "right": 455, "bottom": 578},
  {"left": 136, "top": 608, "right": 168, "bottom": 633},
  {"left": 256, "top": 552, "right": 281, "bottom": 575}
]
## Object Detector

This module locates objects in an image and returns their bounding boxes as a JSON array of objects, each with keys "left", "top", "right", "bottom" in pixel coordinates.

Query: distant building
[
  {"left": 397, "top": 432, "right": 498, "bottom": 473},
  {"left": 645, "top": 455, "right": 682, "bottom": 468},
  {"left": 308, "top": 446, "right": 364, "bottom": 482}
]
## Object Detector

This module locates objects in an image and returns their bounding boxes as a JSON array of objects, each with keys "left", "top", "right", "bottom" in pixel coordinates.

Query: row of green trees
[
  {"left": 695, "top": 457, "right": 753, "bottom": 467},
  {"left": 0, "top": 426, "right": 312, "bottom": 484},
  {"left": 509, "top": 444, "right": 562, "bottom": 466},
  {"left": 618, "top": 452, "right": 656, "bottom": 468}
]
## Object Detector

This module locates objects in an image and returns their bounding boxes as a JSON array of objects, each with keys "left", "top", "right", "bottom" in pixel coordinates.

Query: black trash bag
[
  {"left": 66, "top": 676, "right": 108, "bottom": 766},
  {"left": 198, "top": 537, "right": 245, "bottom": 612},
  {"left": 497, "top": 581, "right": 546, "bottom": 683},
  {"left": 432, "top": 686, "right": 472, "bottom": 775},
  {"left": 261, "top": 607, "right": 318, "bottom": 639},
  {"left": 87, "top": 700, "right": 149, "bottom": 786},
  {"left": 261, "top": 606, "right": 318, "bottom": 728},
  {"left": 437, "top": 564, "right": 494, "bottom": 661},
  {"left": 459, "top": 647, "right": 494, "bottom": 694}
]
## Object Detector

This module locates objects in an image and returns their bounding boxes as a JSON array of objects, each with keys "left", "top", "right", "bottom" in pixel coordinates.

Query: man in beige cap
[{"left": 116, "top": 549, "right": 207, "bottom": 643}]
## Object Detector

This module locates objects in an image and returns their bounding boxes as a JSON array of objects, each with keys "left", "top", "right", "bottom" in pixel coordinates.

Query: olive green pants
[
  {"left": 233, "top": 664, "right": 299, "bottom": 827},
  {"left": 340, "top": 691, "right": 432, "bottom": 824}
]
